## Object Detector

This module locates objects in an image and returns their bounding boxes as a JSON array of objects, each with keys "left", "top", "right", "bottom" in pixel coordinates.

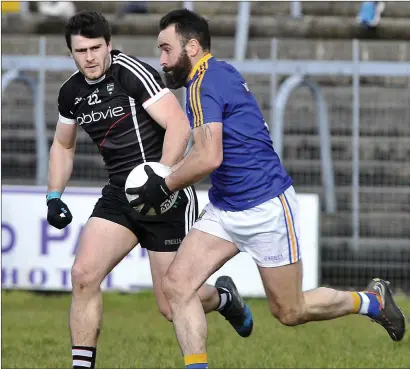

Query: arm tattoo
[{"left": 202, "top": 125, "right": 212, "bottom": 141}]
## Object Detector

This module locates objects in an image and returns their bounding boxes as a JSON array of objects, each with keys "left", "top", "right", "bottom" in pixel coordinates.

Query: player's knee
[
  {"left": 274, "top": 305, "right": 305, "bottom": 327},
  {"left": 71, "top": 263, "right": 100, "bottom": 292},
  {"left": 161, "top": 274, "right": 179, "bottom": 301},
  {"left": 162, "top": 273, "right": 188, "bottom": 303},
  {"left": 158, "top": 304, "right": 173, "bottom": 322}
]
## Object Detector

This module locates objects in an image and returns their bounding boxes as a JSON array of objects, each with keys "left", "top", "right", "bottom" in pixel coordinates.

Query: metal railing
[
  {"left": 291, "top": 1, "right": 303, "bottom": 19},
  {"left": 273, "top": 74, "right": 336, "bottom": 214},
  {"left": 2, "top": 37, "right": 48, "bottom": 186}
]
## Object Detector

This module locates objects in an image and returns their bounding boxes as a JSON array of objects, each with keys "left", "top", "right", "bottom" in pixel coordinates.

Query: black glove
[
  {"left": 47, "top": 198, "right": 73, "bottom": 229},
  {"left": 126, "top": 165, "right": 173, "bottom": 216}
]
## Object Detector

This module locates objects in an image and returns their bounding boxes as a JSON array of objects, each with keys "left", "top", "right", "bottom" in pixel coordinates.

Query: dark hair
[
  {"left": 64, "top": 11, "right": 111, "bottom": 51},
  {"left": 159, "top": 8, "right": 211, "bottom": 51}
]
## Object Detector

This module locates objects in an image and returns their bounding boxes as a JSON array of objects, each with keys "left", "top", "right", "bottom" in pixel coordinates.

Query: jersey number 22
[{"left": 87, "top": 92, "right": 101, "bottom": 105}]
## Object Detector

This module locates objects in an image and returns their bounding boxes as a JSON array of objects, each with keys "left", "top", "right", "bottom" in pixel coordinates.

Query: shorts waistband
[{"left": 108, "top": 175, "right": 127, "bottom": 189}]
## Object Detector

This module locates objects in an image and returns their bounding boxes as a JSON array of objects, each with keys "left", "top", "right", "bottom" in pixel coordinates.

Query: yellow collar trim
[{"left": 188, "top": 53, "right": 213, "bottom": 80}]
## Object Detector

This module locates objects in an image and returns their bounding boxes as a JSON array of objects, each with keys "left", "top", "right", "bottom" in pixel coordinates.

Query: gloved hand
[
  {"left": 126, "top": 165, "right": 173, "bottom": 216},
  {"left": 47, "top": 198, "right": 73, "bottom": 229}
]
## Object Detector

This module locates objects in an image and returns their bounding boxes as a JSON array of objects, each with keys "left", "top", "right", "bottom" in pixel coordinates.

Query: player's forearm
[
  {"left": 47, "top": 140, "right": 75, "bottom": 194},
  {"left": 169, "top": 142, "right": 194, "bottom": 172},
  {"left": 165, "top": 145, "right": 219, "bottom": 192},
  {"left": 170, "top": 156, "right": 187, "bottom": 173},
  {"left": 160, "top": 122, "right": 191, "bottom": 167}
]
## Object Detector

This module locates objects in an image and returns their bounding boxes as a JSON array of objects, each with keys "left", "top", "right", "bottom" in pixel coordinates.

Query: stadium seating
[{"left": 2, "top": 1, "right": 409, "bottom": 292}]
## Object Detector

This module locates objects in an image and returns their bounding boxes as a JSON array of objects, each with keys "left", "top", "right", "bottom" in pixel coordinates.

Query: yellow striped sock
[
  {"left": 349, "top": 292, "right": 361, "bottom": 313},
  {"left": 184, "top": 353, "right": 208, "bottom": 367}
]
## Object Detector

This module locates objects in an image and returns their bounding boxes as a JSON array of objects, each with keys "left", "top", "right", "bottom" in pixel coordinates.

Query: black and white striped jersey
[{"left": 57, "top": 49, "right": 169, "bottom": 183}]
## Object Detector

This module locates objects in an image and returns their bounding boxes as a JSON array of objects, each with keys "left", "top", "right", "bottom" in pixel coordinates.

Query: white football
[{"left": 125, "top": 161, "right": 179, "bottom": 216}]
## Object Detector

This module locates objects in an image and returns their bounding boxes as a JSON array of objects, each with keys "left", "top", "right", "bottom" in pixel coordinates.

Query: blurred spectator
[
  {"left": 38, "top": 1, "right": 76, "bottom": 19},
  {"left": 356, "top": 1, "right": 385, "bottom": 28}
]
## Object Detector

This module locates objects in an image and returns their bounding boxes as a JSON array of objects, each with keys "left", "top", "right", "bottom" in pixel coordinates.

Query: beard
[
  {"left": 83, "top": 66, "right": 103, "bottom": 80},
  {"left": 163, "top": 49, "right": 192, "bottom": 90}
]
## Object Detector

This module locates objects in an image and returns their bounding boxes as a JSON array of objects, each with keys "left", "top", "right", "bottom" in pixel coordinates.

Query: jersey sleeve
[
  {"left": 189, "top": 71, "right": 224, "bottom": 128},
  {"left": 114, "top": 54, "right": 170, "bottom": 109},
  {"left": 57, "top": 86, "right": 76, "bottom": 124}
]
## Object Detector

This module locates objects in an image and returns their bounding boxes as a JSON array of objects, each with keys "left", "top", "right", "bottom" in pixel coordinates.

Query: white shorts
[{"left": 192, "top": 186, "right": 301, "bottom": 267}]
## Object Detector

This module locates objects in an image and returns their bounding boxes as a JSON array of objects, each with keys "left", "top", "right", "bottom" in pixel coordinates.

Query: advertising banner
[{"left": 2, "top": 185, "right": 319, "bottom": 297}]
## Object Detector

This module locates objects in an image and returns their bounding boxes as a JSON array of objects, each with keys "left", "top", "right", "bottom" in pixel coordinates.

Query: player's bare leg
[
  {"left": 148, "top": 251, "right": 221, "bottom": 321},
  {"left": 70, "top": 217, "right": 138, "bottom": 368},
  {"left": 162, "top": 229, "right": 241, "bottom": 368},
  {"left": 258, "top": 260, "right": 406, "bottom": 340}
]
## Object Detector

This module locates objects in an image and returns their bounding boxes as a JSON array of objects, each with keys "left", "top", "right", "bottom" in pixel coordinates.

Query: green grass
[{"left": 2, "top": 290, "right": 409, "bottom": 368}]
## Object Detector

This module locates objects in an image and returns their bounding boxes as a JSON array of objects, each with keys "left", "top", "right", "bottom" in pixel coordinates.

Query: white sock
[
  {"left": 72, "top": 346, "right": 96, "bottom": 368},
  {"left": 216, "top": 287, "right": 232, "bottom": 311}
]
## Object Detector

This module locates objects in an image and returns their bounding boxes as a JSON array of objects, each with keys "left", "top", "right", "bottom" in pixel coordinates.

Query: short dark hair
[
  {"left": 159, "top": 9, "right": 211, "bottom": 51},
  {"left": 65, "top": 11, "right": 111, "bottom": 51}
]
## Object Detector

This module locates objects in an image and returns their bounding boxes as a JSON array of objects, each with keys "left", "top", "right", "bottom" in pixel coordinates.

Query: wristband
[{"left": 46, "top": 191, "right": 62, "bottom": 202}]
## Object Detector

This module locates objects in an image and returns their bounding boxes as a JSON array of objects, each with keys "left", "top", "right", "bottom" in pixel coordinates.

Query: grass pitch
[{"left": 2, "top": 290, "right": 409, "bottom": 368}]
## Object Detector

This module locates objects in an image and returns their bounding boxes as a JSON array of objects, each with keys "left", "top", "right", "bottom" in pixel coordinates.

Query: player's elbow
[
  {"left": 209, "top": 154, "right": 223, "bottom": 171},
  {"left": 205, "top": 150, "right": 223, "bottom": 171},
  {"left": 195, "top": 140, "right": 223, "bottom": 173}
]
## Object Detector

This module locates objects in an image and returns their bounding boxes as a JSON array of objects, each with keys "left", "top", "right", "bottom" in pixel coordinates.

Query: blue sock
[{"left": 352, "top": 292, "right": 382, "bottom": 318}]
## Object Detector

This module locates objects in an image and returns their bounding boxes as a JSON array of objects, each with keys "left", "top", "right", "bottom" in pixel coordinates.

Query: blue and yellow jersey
[{"left": 185, "top": 53, "right": 293, "bottom": 211}]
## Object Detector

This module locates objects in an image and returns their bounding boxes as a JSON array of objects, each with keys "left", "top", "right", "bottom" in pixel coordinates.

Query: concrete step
[
  {"left": 2, "top": 143, "right": 409, "bottom": 186},
  {"left": 3, "top": 110, "right": 409, "bottom": 140},
  {"left": 3, "top": 37, "right": 409, "bottom": 92},
  {"left": 320, "top": 235, "right": 410, "bottom": 285},
  {"left": 8, "top": 69, "right": 406, "bottom": 104},
  {"left": 148, "top": 1, "right": 410, "bottom": 18},
  {"left": 1, "top": 152, "right": 104, "bottom": 166},
  {"left": 321, "top": 236, "right": 410, "bottom": 252},
  {"left": 286, "top": 159, "right": 409, "bottom": 187},
  {"left": 290, "top": 1, "right": 410, "bottom": 18},
  {"left": 283, "top": 135, "right": 410, "bottom": 162},
  {"left": 321, "top": 212, "right": 410, "bottom": 238},
  {"left": 0, "top": 128, "right": 101, "bottom": 158},
  {"left": 3, "top": 35, "right": 410, "bottom": 62},
  {"left": 248, "top": 81, "right": 410, "bottom": 103},
  {"left": 197, "top": 182, "right": 410, "bottom": 213},
  {"left": 1, "top": 152, "right": 107, "bottom": 182},
  {"left": 320, "top": 245, "right": 410, "bottom": 292},
  {"left": 3, "top": 13, "right": 410, "bottom": 40},
  {"left": 35, "top": 70, "right": 410, "bottom": 91},
  {"left": 255, "top": 86, "right": 410, "bottom": 137},
  {"left": 3, "top": 82, "right": 409, "bottom": 137},
  {"left": 1, "top": 128, "right": 91, "bottom": 142},
  {"left": 320, "top": 236, "right": 410, "bottom": 291},
  {"left": 3, "top": 130, "right": 409, "bottom": 165},
  {"left": 297, "top": 186, "right": 410, "bottom": 213},
  {"left": 3, "top": 130, "right": 408, "bottom": 210},
  {"left": 71, "top": 1, "right": 410, "bottom": 19},
  {"left": 276, "top": 109, "right": 410, "bottom": 138}
]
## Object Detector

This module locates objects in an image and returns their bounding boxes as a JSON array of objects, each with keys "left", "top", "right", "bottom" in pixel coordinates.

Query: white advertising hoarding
[{"left": 1, "top": 185, "right": 319, "bottom": 297}]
